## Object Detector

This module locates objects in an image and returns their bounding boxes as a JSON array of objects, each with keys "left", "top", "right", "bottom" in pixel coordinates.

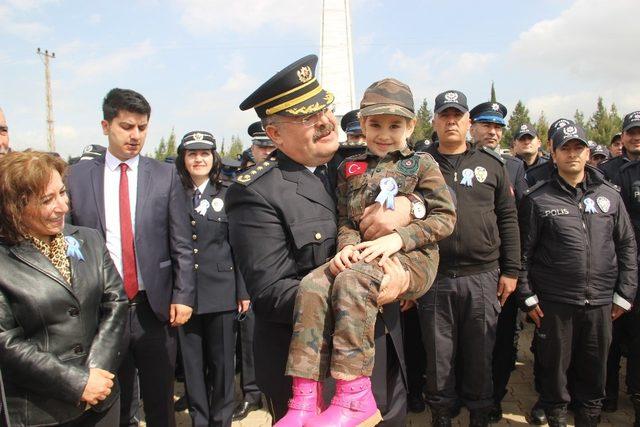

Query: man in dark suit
[
  {"left": 226, "top": 55, "right": 420, "bottom": 426},
  {"left": 67, "top": 88, "right": 195, "bottom": 427}
]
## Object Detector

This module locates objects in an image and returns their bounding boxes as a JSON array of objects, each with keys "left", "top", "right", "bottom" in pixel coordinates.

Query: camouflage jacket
[{"left": 336, "top": 146, "right": 456, "bottom": 252}]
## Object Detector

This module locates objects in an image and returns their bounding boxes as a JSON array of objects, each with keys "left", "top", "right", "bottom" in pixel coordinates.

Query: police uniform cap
[
  {"left": 548, "top": 118, "right": 575, "bottom": 140},
  {"left": 590, "top": 144, "right": 610, "bottom": 159},
  {"left": 340, "top": 109, "right": 362, "bottom": 134},
  {"left": 80, "top": 144, "right": 107, "bottom": 160},
  {"left": 469, "top": 102, "right": 507, "bottom": 126},
  {"left": 611, "top": 132, "right": 622, "bottom": 143},
  {"left": 552, "top": 124, "right": 588, "bottom": 150},
  {"left": 515, "top": 123, "right": 538, "bottom": 140},
  {"left": 434, "top": 90, "right": 468, "bottom": 114},
  {"left": 179, "top": 131, "right": 216, "bottom": 152},
  {"left": 622, "top": 111, "right": 640, "bottom": 132},
  {"left": 247, "top": 121, "right": 275, "bottom": 148},
  {"left": 239, "top": 54, "right": 334, "bottom": 118}
]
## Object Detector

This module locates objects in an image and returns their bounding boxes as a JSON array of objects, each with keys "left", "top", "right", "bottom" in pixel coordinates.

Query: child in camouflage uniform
[{"left": 276, "top": 78, "right": 456, "bottom": 427}]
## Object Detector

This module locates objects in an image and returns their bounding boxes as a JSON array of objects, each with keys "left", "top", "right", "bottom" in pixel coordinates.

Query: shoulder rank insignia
[
  {"left": 397, "top": 155, "right": 420, "bottom": 175},
  {"left": 480, "top": 146, "right": 506, "bottom": 165},
  {"left": 235, "top": 156, "right": 277, "bottom": 186}
]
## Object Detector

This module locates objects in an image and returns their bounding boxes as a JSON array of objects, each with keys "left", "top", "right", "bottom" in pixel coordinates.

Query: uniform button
[
  {"left": 193, "top": 248, "right": 199, "bottom": 254},
  {"left": 315, "top": 232, "right": 322, "bottom": 240},
  {"left": 191, "top": 220, "right": 196, "bottom": 226},
  {"left": 194, "top": 264, "right": 199, "bottom": 270},
  {"left": 73, "top": 344, "right": 83, "bottom": 354},
  {"left": 68, "top": 307, "right": 80, "bottom": 317},
  {"left": 192, "top": 234, "right": 197, "bottom": 241}
]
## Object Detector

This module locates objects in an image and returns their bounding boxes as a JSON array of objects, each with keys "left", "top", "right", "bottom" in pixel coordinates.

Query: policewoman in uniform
[
  {"left": 518, "top": 124, "right": 637, "bottom": 427},
  {"left": 422, "top": 90, "right": 521, "bottom": 427},
  {"left": 226, "top": 54, "right": 417, "bottom": 426},
  {"left": 175, "top": 131, "right": 249, "bottom": 427}
]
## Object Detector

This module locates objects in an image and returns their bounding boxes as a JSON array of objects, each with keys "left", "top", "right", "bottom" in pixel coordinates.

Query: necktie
[
  {"left": 193, "top": 189, "right": 201, "bottom": 210},
  {"left": 119, "top": 163, "right": 139, "bottom": 300},
  {"left": 314, "top": 165, "right": 333, "bottom": 196}
]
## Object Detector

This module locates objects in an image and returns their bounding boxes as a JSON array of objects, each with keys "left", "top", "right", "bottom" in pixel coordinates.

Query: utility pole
[{"left": 37, "top": 48, "right": 56, "bottom": 152}]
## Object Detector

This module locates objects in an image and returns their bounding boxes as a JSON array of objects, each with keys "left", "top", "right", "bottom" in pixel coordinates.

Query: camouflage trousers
[{"left": 285, "top": 244, "right": 438, "bottom": 381}]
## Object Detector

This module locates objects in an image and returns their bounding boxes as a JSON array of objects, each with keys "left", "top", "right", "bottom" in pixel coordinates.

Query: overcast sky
[{"left": 1, "top": 0, "right": 637, "bottom": 158}]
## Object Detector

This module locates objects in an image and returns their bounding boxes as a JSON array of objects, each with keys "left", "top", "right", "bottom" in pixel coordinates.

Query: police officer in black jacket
[
  {"left": 469, "top": 102, "right": 528, "bottom": 422},
  {"left": 518, "top": 124, "right": 637, "bottom": 427},
  {"left": 175, "top": 131, "right": 249, "bottom": 427},
  {"left": 226, "top": 54, "right": 416, "bottom": 425},
  {"left": 603, "top": 111, "right": 640, "bottom": 422},
  {"left": 525, "top": 118, "right": 576, "bottom": 187},
  {"left": 422, "top": 90, "right": 521, "bottom": 427},
  {"left": 600, "top": 112, "right": 640, "bottom": 183}
]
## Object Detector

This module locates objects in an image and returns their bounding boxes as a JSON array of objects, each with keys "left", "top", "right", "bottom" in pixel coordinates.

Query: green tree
[
  {"left": 534, "top": 111, "right": 549, "bottom": 143},
  {"left": 574, "top": 109, "right": 586, "bottom": 129},
  {"left": 501, "top": 100, "right": 532, "bottom": 147},
  {"left": 412, "top": 98, "right": 434, "bottom": 142},
  {"left": 490, "top": 81, "right": 496, "bottom": 103},
  {"left": 587, "top": 97, "right": 622, "bottom": 145},
  {"left": 227, "top": 135, "right": 245, "bottom": 159},
  {"left": 153, "top": 128, "right": 177, "bottom": 161},
  {"left": 219, "top": 138, "right": 226, "bottom": 157}
]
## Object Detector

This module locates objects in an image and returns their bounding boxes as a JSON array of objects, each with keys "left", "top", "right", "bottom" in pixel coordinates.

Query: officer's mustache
[{"left": 313, "top": 125, "right": 335, "bottom": 143}]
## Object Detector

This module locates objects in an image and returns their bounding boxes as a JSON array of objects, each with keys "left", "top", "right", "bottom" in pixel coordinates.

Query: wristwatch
[{"left": 406, "top": 193, "right": 426, "bottom": 219}]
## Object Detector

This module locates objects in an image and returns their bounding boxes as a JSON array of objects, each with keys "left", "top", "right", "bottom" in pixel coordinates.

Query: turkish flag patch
[{"left": 345, "top": 161, "right": 367, "bottom": 177}]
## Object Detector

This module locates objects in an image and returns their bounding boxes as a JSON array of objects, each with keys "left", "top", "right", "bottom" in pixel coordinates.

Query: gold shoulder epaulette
[{"left": 234, "top": 156, "right": 278, "bottom": 186}]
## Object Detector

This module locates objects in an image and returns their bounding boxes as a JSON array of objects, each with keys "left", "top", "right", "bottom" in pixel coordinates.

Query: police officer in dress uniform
[
  {"left": 468, "top": 102, "right": 527, "bottom": 422},
  {"left": 602, "top": 111, "right": 640, "bottom": 422},
  {"left": 176, "top": 131, "right": 249, "bottom": 427},
  {"left": 239, "top": 121, "right": 276, "bottom": 171},
  {"left": 512, "top": 123, "right": 549, "bottom": 171},
  {"left": 422, "top": 91, "right": 521, "bottom": 427},
  {"left": 469, "top": 102, "right": 528, "bottom": 202},
  {"left": 518, "top": 124, "right": 637, "bottom": 427},
  {"left": 225, "top": 54, "right": 416, "bottom": 426}
]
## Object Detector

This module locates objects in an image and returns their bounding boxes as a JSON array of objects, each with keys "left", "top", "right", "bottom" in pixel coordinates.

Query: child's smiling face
[{"left": 361, "top": 114, "right": 415, "bottom": 157}]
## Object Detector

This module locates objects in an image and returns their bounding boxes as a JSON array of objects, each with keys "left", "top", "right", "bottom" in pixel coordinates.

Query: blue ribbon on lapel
[{"left": 65, "top": 236, "right": 84, "bottom": 261}]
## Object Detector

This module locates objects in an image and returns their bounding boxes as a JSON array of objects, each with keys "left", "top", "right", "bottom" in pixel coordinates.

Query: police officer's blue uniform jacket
[{"left": 517, "top": 167, "right": 637, "bottom": 310}]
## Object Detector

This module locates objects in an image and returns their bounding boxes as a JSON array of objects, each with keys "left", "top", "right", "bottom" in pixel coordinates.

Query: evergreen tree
[
  {"left": 587, "top": 97, "right": 622, "bottom": 145},
  {"left": 574, "top": 109, "right": 586, "bottom": 129},
  {"left": 534, "top": 111, "right": 549, "bottom": 143},
  {"left": 153, "top": 128, "right": 178, "bottom": 161},
  {"left": 228, "top": 135, "right": 245, "bottom": 159},
  {"left": 501, "top": 100, "right": 532, "bottom": 147},
  {"left": 412, "top": 98, "right": 434, "bottom": 142},
  {"left": 219, "top": 138, "right": 226, "bottom": 156},
  {"left": 490, "top": 81, "right": 496, "bottom": 103}
]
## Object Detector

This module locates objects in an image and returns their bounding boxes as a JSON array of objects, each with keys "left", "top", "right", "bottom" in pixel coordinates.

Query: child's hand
[
  {"left": 329, "top": 245, "right": 361, "bottom": 275},
  {"left": 354, "top": 232, "right": 403, "bottom": 265}
]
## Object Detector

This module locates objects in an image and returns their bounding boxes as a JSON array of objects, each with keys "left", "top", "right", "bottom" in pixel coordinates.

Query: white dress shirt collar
[{"left": 105, "top": 149, "right": 140, "bottom": 172}]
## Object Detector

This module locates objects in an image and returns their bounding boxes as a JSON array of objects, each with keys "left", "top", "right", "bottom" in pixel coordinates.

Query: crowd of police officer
[{"left": 2, "top": 90, "right": 640, "bottom": 427}]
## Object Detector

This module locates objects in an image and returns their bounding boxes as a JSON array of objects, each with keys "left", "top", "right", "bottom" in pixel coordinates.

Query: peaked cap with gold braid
[{"left": 239, "top": 54, "right": 334, "bottom": 118}]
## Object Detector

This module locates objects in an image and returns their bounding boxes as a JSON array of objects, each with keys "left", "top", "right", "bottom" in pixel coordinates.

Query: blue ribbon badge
[
  {"left": 375, "top": 177, "right": 399, "bottom": 210},
  {"left": 65, "top": 236, "right": 84, "bottom": 261},
  {"left": 460, "top": 168, "right": 474, "bottom": 187},
  {"left": 583, "top": 197, "right": 597, "bottom": 214}
]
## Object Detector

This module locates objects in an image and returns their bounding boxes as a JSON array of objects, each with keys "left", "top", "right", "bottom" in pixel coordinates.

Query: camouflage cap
[{"left": 359, "top": 78, "right": 415, "bottom": 119}]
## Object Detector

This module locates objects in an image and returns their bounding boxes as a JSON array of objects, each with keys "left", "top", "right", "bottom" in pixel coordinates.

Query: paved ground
[{"left": 147, "top": 322, "right": 634, "bottom": 426}]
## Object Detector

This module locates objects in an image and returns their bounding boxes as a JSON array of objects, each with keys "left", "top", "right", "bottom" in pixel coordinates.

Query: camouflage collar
[{"left": 363, "top": 145, "right": 414, "bottom": 159}]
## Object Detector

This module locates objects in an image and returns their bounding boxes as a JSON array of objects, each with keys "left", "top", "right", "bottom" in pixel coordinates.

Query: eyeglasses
[
  {"left": 0, "top": 126, "right": 7, "bottom": 134},
  {"left": 278, "top": 105, "right": 335, "bottom": 128}
]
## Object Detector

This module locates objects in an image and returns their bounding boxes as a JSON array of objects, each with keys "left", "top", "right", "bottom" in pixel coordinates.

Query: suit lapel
[
  {"left": 90, "top": 158, "right": 106, "bottom": 235},
  {"left": 135, "top": 157, "right": 152, "bottom": 229}
]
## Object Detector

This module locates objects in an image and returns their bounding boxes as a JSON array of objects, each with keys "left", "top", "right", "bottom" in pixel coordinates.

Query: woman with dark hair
[
  {"left": 175, "top": 131, "right": 249, "bottom": 427},
  {"left": 0, "top": 151, "right": 127, "bottom": 426}
]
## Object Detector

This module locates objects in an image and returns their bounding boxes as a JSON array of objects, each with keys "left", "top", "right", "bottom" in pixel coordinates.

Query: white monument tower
[{"left": 319, "top": 0, "right": 356, "bottom": 131}]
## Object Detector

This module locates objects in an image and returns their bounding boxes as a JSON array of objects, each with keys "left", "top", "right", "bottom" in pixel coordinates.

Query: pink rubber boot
[
  {"left": 304, "top": 377, "right": 382, "bottom": 427},
  {"left": 274, "top": 377, "right": 324, "bottom": 427}
]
